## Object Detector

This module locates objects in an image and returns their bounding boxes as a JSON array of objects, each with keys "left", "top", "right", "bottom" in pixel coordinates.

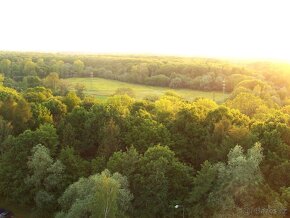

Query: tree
[
  {"left": 56, "top": 170, "right": 133, "bottom": 218},
  {"left": 81, "top": 96, "right": 99, "bottom": 110},
  {"left": 12, "top": 98, "right": 32, "bottom": 134},
  {"left": 98, "top": 119, "right": 121, "bottom": 157},
  {"left": 23, "top": 60, "right": 37, "bottom": 76},
  {"left": 0, "top": 59, "right": 11, "bottom": 76},
  {"left": 0, "top": 85, "right": 20, "bottom": 101},
  {"left": 281, "top": 187, "right": 290, "bottom": 217},
  {"left": 113, "top": 87, "right": 135, "bottom": 98},
  {"left": 73, "top": 59, "right": 85, "bottom": 75},
  {"left": 25, "top": 145, "right": 67, "bottom": 216},
  {"left": 226, "top": 92, "right": 268, "bottom": 117},
  {"left": 108, "top": 145, "right": 193, "bottom": 217},
  {"left": 59, "top": 146, "right": 90, "bottom": 183},
  {"left": 74, "top": 83, "right": 86, "bottom": 99},
  {"left": 251, "top": 118, "right": 290, "bottom": 160},
  {"left": 58, "top": 107, "right": 91, "bottom": 153},
  {"left": 44, "top": 72, "right": 61, "bottom": 93},
  {"left": 124, "top": 110, "right": 171, "bottom": 153},
  {"left": 0, "top": 124, "right": 59, "bottom": 204},
  {"left": 62, "top": 92, "right": 81, "bottom": 112},
  {"left": 23, "top": 86, "right": 53, "bottom": 103},
  {"left": 170, "top": 105, "right": 208, "bottom": 166},
  {"left": 0, "top": 117, "right": 12, "bottom": 147},
  {"left": 29, "top": 103, "right": 53, "bottom": 129},
  {"left": 106, "top": 95, "right": 134, "bottom": 117},
  {"left": 187, "top": 144, "right": 284, "bottom": 217},
  {"left": 43, "top": 97, "right": 67, "bottom": 123},
  {"left": 145, "top": 74, "right": 170, "bottom": 87},
  {"left": 0, "top": 96, "right": 17, "bottom": 121},
  {"left": 51, "top": 60, "right": 64, "bottom": 75},
  {"left": 23, "top": 75, "right": 42, "bottom": 88},
  {"left": 133, "top": 145, "right": 192, "bottom": 217},
  {"left": 154, "top": 94, "right": 185, "bottom": 124},
  {"left": 58, "top": 79, "right": 70, "bottom": 96},
  {"left": 187, "top": 161, "right": 219, "bottom": 218},
  {"left": 107, "top": 146, "right": 140, "bottom": 181},
  {"left": 169, "top": 77, "right": 182, "bottom": 88},
  {"left": 0, "top": 74, "right": 4, "bottom": 86},
  {"left": 3, "top": 77, "right": 18, "bottom": 89},
  {"left": 35, "top": 58, "right": 48, "bottom": 78},
  {"left": 267, "top": 161, "right": 290, "bottom": 189}
]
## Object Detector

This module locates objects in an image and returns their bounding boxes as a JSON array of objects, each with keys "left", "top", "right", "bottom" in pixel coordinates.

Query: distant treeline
[
  {"left": 1, "top": 52, "right": 290, "bottom": 217},
  {"left": 1, "top": 52, "right": 290, "bottom": 93}
]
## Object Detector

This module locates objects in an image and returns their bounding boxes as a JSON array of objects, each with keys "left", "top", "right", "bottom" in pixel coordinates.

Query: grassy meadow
[{"left": 66, "top": 77, "right": 229, "bottom": 102}]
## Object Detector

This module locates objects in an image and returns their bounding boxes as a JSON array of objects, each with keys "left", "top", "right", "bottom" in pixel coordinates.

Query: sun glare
[{"left": 0, "top": 0, "right": 289, "bottom": 61}]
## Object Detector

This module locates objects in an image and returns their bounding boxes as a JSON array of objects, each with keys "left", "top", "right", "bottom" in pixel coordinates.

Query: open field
[{"left": 66, "top": 77, "right": 229, "bottom": 102}]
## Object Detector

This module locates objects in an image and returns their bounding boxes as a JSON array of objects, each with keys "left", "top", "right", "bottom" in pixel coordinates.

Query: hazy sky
[{"left": 0, "top": 0, "right": 289, "bottom": 60}]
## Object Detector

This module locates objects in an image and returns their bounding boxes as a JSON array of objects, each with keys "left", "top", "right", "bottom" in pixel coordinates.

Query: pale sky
[{"left": 0, "top": 0, "right": 290, "bottom": 61}]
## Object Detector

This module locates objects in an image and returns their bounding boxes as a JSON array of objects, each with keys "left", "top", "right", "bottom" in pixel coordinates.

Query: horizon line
[{"left": 1, "top": 49, "right": 290, "bottom": 64}]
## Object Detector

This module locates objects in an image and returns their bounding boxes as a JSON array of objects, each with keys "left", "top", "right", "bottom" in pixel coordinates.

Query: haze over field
[{"left": 0, "top": 0, "right": 290, "bottom": 61}]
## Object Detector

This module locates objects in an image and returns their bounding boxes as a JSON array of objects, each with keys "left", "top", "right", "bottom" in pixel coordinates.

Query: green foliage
[
  {"left": 23, "top": 60, "right": 37, "bottom": 76},
  {"left": 0, "top": 59, "right": 11, "bottom": 76},
  {"left": 124, "top": 110, "right": 171, "bottom": 153},
  {"left": 43, "top": 97, "right": 67, "bottom": 122},
  {"left": 0, "top": 96, "right": 32, "bottom": 134},
  {"left": 59, "top": 147, "right": 90, "bottom": 183},
  {"left": 13, "top": 98, "right": 32, "bottom": 133},
  {"left": 81, "top": 96, "right": 99, "bottom": 109},
  {"left": 74, "top": 83, "right": 86, "bottom": 99},
  {"left": 188, "top": 144, "right": 284, "bottom": 217},
  {"left": 106, "top": 95, "right": 133, "bottom": 117},
  {"left": 154, "top": 94, "right": 185, "bottom": 123},
  {"left": 59, "top": 107, "right": 91, "bottom": 153},
  {"left": 187, "top": 161, "right": 219, "bottom": 217},
  {"left": 22, "top": 75, "right": 42, "bottom": 88},
  {"left": 73, "top": 59, "right": 84, "bottom": 74},
  {"left": 113, "top": 87, "right": 136, "bottom": 98},
  {"left": 281, "top": 187, "right": 290, "bottom": 216},
  {"left": 56, "top": 170, "right": 133, "bottom": 218},
  {"left": 29, "top": 103, "right": 53, "bottom": 129},
  {"left": 226, "top": 92, "right": 268, "bottom": 117},
  {"left": 0, "top": 117, "right": 12, "bottom": 147},
  {"left": 44, "top": 72, "right": 60, "bottom": 92},
  {"left": 98, "top": 119, "right": 121, "bottom": 157},
  {"left": 145, "top": 74, "right": 170, "bottom": 86},
  {"left": 23, "top": 86, "right": 53, "bottom": 103},
  {"left": 107, "top": 147, "right": 140, "bottom": 180},
  {"left": 0, "top": 74, "right": 4, "bottom": 86},
  {"left": 134, "top": 145, "right": 193, "bottom": 217},
  {"left": 25, "top": 145, "right": 67, "bottom": 216},
  {"left": 2, "top": 52, "right": 290, "bottom": 97},
  {"left": 0, "top": 86, "right": 20, "bottom": 101},
  {"left": 91, "top": 156, "right": 107, "bottom": 174},
  {"left": 0, "top": 124, "right": 59, "bottom": 204},
  {"left": 1, "top": 52, "right": 290, "bottom": 217},
  {"left": 268, "top": 161, "right": 290, "bottom": 189},
  {"left": 62, "top": 91, "right": 81, "bottom": 112},
  {"left": 108, "top": 145, "right": 193, "bottom": 217}
]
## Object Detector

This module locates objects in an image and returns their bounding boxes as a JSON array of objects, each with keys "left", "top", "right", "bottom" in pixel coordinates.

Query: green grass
[{"left": 66, "top": 77, "right": 229, "bottom": 102}]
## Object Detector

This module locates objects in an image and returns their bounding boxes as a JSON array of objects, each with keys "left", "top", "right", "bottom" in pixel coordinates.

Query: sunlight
[{"left": 0, "top": 0, "right": 289, "bottom": 61}]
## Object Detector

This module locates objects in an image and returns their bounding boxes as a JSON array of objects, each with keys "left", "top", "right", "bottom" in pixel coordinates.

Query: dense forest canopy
[
  {"left": 1, "top": 51, "right": 290, "bottom": 94},
  {"left": 0, "top": 51, "right": 290, "bottom": 217}
]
